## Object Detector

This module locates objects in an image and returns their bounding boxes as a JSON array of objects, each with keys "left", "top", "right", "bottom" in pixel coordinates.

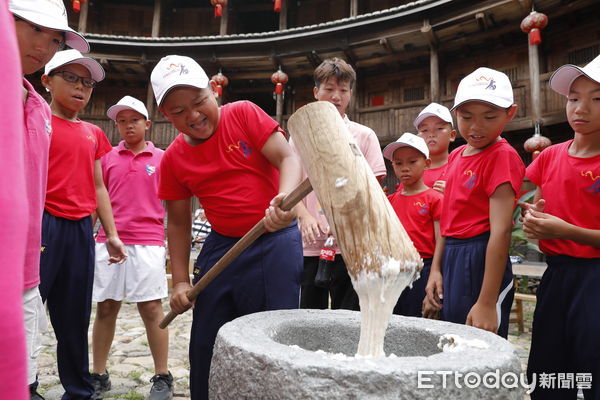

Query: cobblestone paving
[{"left": 36, "top": 301, "right": 536, "bottom": 399}]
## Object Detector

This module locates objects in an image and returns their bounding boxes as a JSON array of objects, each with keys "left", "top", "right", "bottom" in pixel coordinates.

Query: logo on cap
[{"left": 165, "top": 63, "right": 189, "bottom": 78}]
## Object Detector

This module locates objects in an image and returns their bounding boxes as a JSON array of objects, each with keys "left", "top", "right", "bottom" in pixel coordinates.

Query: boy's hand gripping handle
[{"left": 159, "top": 178, "right": 313, "bottom": 329}]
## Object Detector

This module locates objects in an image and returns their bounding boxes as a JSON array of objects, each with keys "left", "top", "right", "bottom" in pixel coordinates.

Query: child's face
[
  {"left": 566, "top": 76, "right": 600, "bottom": 137},
  {"left": 43, "top": 63, "right": 94, "bottom": 112},
  {"left": 14, "top": 18, "right": 64, "bottom": 75},
  {"left": 160, "top": 86, "right": 220, "bottom": 142},
  {"left": 391, "top": 147, "right": 430, "bottom": 187},
  {"left": 115, "top": 109, "right": 149, "bottom": 147},
  {"left": 417, "top": 116, "right": 456, "bottom": 156},
  {"left": 313, "top": 77, "right": 352, "bottom": 117},
  {"left": 455, "top": 101, "right": 517, "bottom": 150}
]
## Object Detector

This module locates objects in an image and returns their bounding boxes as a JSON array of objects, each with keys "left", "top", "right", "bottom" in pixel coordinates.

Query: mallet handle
[{"left": 160, "top": 178, "right": 313, "bottom": 329}]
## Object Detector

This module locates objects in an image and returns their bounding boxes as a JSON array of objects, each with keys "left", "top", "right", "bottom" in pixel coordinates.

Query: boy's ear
[
  {"left": 41, "top": 74, "right": 51, "bottom": 92},
  {"left": 158, "top": 106, "right": 170, "bottom": 122},
  {"left": 145, "top": 120, "right": 152, "bottom": 130},
  {"left": 313, "top": 86, "right": 319, "bottom": 100},
  {"left": 209, "top": 80, "right": 219, "bottom": 97},
  {"left": 449, "top": 129, "right": 457, "bottom": 142},
  {"left": 507, "top": 104, "right": 518, "bottom": 121},
  {"left": 424, "top": 158, "right": 432, "bottom": 169}
]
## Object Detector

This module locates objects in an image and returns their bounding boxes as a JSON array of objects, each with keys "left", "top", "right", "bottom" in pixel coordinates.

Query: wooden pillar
[
  {"left": 78, "top": 0, "right": 88, "bottom": 33},
  {"left": 350, "top": 0, "right": 358, "bottom": 17},
  {"left": 151, "top": 0, "right": 162, "bottom": 37},
  {"left": 275, "top": 93, "right": 284, "bottom": 125},
  {"left": 430, "top": 46, "right": 440, "bottom": 102},
  {"left": 146, "top": 83, "right": 155, "bottom": 122},
  {"left": 528, "top": 43, "right": 541, "bottom": 127},
  {"left": 220, "top": 3, "right": 228, "bottom": 36},
  {"left": 287, "top": 102, "right": 422, "bottom": 357},
  {"left": 279, "top": 0, "right": 287, "bottom": 30}
]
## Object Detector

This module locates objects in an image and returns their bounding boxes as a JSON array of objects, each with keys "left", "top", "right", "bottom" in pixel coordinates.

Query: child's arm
[
  {"left": 467, "top": 182, "right": 514, "bottom": 333},
  {"left": 94, "top": 160, "right": 127, "bottom": 264},
  {"left": 294, "top": 201, "right": 328, "bottom": 245},
  {"left": 166, "top": 198, "right": 194, "bottom": 314},
  {"left": 523, "top": 188, "right": 600, "bottom": 247},
  {"left": 424, "top": 221, "right": 445, "bottom": 315},
  {"left": 261, "top": 131, "right": 302, "bottom": 232}
]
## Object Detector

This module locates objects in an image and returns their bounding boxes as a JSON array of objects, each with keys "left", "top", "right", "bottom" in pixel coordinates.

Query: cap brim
[
  {"left": 451, "top": 97, "right": 513, "bottom": 111},
  {"left": 12, "top": 12, "right": 90, "bottom": 53},
  {"left": 49, "top": 57, "right": 104, "bottom": 82},
  {"left": 549, "top": 64, "right": 586, "bottom": 97},
  {"left": 383, "top": 143, "right": 404, "bottom": 160},
  {"left": 157, "top": 82, "right": 208, "bottom": 106},
  {"left": 413, "top": 112, "right": 452, "bottom": 130}
]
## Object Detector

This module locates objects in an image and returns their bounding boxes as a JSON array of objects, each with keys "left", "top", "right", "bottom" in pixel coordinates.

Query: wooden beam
[
  {"left": 420, "top": 19, "right": 438, "bottom": 48},
  {"left": 307, "top": 51, "right": 322, "bottom": 68},
  {"left": 151, "top": 0, "right": 161, "bottom": 38},
  {"left": 220, "top": 3, "right": 228, "bottom": 36},
  {"left": 279, "top": 0, "right": 288, "bottom": 30},
  {"left": 515, "top": 0, "right": 532, "bottom": 13},
  {"left": 349, "top": 0, "right": 358, "bottom": 17},
  {"left": 475, "top": 12, "right": 488, "bottom": 31},
  {"left": 78, "top": 0, "right": 88, "bottom": 34},
  {"left": 146, "top": 83, "right": 155, "bottom": 120},
  {"left": 379, "top": 38, "right": 394, "bottom": 55}
]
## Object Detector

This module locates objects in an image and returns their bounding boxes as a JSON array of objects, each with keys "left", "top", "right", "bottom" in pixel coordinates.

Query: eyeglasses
[{"left": 51, "top": 70, "right": 98, "bottom": 88}]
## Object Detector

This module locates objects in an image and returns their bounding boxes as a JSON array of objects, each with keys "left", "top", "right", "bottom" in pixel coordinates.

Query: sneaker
[
  {"left": 29, "top": 380, "right": 45, "bottom": 400},
  {"left": 149, "top": 372, "right": 174, "bottom": 400},
  {"left": 90, "top": 371, "right": 111, "bottom": 396}
]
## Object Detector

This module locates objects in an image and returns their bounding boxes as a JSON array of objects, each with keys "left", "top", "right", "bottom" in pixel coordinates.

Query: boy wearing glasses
[
  {"left": 40, "top": 49, "right": 127, "bottom": 399},
  {"left": 9, "top": 0, "right": 90, "bottom": 398}
]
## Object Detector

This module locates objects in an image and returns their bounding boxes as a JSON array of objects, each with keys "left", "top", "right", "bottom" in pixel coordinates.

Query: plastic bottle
[{"left": 315, "top": 234, "right": 335, "bottom": 288}]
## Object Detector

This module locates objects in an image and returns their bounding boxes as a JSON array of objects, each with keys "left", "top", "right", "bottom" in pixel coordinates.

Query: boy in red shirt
[
  {"left": 9, "top": 1, "right": 90, "bottom": 398},
  {"left": 414, "top": 102, "right": 456, "bottom": 193},
  {"left": 152, "top": 55, "right": 303, "bottom": 400},
  {"left": 425, "top": 67, "right": 525, "bottom": 338},
  {"left": 40, "top": 49, "right": 127, "bottom": 399},
  {"left": 523, "top": 55, "right": 600, "bottom": 400},
  {"left": 90, "top": 96, "right": 173, "bottom": 399},
  {"left": 383, "top": 133, "right": 444, "bottom": 317}
]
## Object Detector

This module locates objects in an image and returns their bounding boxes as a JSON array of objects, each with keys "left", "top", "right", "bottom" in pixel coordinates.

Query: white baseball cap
[
  {"left": 413, "top": 102, "right": 453, "bottom": 130},
  {"left": 151, "top": 55, "right": 210, "bottom": 106},
  {"left": 451, "top": 67, "right": 514, "bottom": 111},
  {"left": 9, "top": 0, "right": 89, "bottom": 53},
  {"left": 107, "top": 96, "right": 149, "bottom": 121},
  {"left": 44, "top": 49, "right": 105, "bottom": 82},
  {"left": 549, "top": 54, "right": 600, "bottom": 97},
  {"left": 383, "top": 133, "right": 429, "bottom": 160}
]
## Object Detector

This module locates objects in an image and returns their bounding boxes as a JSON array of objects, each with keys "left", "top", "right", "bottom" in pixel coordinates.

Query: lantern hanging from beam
[
  {"left": 520, "top": 11, "right": 548, "bottom": 46},
  {"left": 211, "top": 71, "right": 229, "bottom": 97},
  {"left": 524, "top": 125, "right": 551, "bottom": 161},
  {"left": 274, "top": 0, "right": 282, "bottom": 12},
  {"left": 271, "top": 68, "right": 288, "bottom": 95},
  {"left": 211, "top": 0, "right": 227, "bottom": 18}
]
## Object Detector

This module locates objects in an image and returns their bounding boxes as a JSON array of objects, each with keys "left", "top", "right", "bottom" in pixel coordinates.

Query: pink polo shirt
[
  {"left": 292, "top": 114, "right": 386, "bottom": 256},
  {"left": 22, "top": 78, "right": 52, "bottom": 290},
  {"left": 0, "top": 1, "right": 29, "bottom": 396},
  {"left": 96, "top": 141, "right": 165, "bottom": 246}
]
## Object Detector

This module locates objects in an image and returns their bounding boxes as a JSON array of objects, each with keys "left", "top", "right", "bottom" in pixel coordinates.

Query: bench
[{"left": 509, "top": 262, "right": 546, "bottom": 333}]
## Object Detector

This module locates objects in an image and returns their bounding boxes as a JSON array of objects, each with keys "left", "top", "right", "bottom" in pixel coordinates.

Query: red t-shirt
[
  {"left": 441, "top": 138, "right": 525, "bottom": 238},
  {"left": 158, "top": 101, "right": 282, "bottom": 237},
  {"left": 526, "top": 140, "right": 600, "bottom": 258},
  {"left": 45, "top": 116, "right": 112, "bottom": 220},
  {"left": 388, "top": 188, "right": 443, "bottom": 258},
  {"left": 423, "top": 164, "right": 447, "bottom": 188}
]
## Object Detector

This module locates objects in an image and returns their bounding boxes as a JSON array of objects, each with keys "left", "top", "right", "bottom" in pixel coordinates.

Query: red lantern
[
  {"left": 274, "top": 0, "right": 282, "bottom": 12},
  {"left": 210, "top": 0, "right": 227, "bottom": 18},
  {"left": 72, "top": 0, "right": 81, "bottom": 12},
  {"left": 211, "top": 72, "right": 229, "bottom": 97},
  {"left": 520, "top": 11, "right": 548, "bottom": 46},
  {"left": 271, "top": 69, "right": 288, "bottom": 95},
  {"left": 524, "top": 134, "right": 551, "bottom": 160}
]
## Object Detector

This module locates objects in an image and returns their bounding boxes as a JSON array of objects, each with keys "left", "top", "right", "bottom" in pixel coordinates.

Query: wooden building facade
[{"left": 47, "top": 0, "right": 598, "bottom": 164}]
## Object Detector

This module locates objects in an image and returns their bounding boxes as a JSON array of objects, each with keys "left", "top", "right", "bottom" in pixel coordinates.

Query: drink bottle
[{"left": 315, "top": 234, "right": 335, "bottom": 288}]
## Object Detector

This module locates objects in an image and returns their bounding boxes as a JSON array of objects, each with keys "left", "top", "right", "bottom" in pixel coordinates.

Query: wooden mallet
[{"left": 159, "top": 178, "right": 313, "bottom": 329}]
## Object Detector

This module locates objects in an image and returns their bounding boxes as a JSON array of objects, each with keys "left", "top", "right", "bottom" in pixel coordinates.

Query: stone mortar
[{"left": 210, "top": 309, "right": 524, "bottom": 399}]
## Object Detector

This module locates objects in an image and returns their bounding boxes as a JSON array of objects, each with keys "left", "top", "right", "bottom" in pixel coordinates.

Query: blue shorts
[
  {"left": 189, "top": 222, "right": 302, "bottom": 400},
  {"left": 441, "top": 232, "right": 514, "bottom": 338},
  {"left": 527, "top": 255, "right": 600, "bottom": 400},
  {"left": 393, "top": 258, "right": 432, "bottom": 317}
]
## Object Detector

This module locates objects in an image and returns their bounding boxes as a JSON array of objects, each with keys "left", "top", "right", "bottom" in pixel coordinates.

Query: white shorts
[
  {"left": 92, "top": 243, "right": 167, "bottom": 303},
  {"left": 23, "top": 286, "right": 47, "bottom": 384}
]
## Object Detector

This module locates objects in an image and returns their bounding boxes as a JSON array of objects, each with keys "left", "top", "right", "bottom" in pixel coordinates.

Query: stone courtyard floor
[{"left": 36, "top": 300, "right": 536, "bottom": 400}]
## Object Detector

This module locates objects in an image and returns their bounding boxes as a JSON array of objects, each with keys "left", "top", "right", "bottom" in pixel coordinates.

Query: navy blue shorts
[
  {"left": 527, "top": 255, "right": 600, "bottom": 400},
  {"left": 393, "top": 258, "right": 432, "bottom": 317},
  {"left": 441, "top": 232, "right": 514, "bottom": 338},
  {"left": 189, "top": 222, "right": 303, "bottom": 400}
]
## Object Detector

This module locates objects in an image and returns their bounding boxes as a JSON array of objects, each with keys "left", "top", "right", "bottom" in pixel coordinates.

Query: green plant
[
  {"left": 510, "top": 189, "right": 541, "bottom": 258},
  {"left": 117, "top": 390, "right": 144, "bottom": 400}
]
